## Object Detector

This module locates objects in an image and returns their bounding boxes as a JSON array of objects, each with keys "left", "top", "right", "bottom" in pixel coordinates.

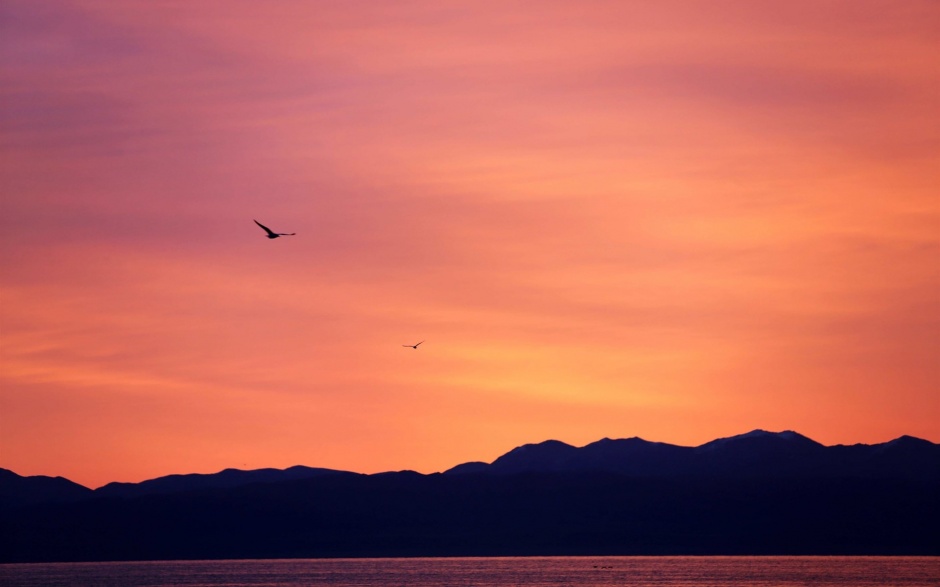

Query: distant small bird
[
  {"left": 254, "top": 219, "right": 295, "bottom": 239},
  {"left": 403, "top": 341, "right": 424, "bottom": 349}
]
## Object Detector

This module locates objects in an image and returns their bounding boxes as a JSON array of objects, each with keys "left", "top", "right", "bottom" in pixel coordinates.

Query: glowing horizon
[{"left": 2, "top": 0, "right": 938, "bottom": 489}]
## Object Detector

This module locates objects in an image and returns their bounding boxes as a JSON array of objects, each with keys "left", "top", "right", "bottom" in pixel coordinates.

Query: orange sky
[{"left": 2, "top": 0, "right": 938, "bottom": 489}]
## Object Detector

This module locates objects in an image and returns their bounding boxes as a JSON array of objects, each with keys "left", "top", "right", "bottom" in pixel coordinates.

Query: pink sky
[{"left": 2, "top": 0, "right": 938, "bottom": 488}]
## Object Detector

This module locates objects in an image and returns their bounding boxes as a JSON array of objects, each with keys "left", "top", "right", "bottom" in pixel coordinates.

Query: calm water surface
[{"left": 1, "top": 556, "right": 937, "bottom": 587}]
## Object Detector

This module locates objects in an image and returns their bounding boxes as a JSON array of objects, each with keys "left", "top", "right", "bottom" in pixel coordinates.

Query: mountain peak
[
  {"left": 0, "top": 468, "right": 93, "bottom": 506},
  {"left": 589, "top": 436, "right": 650, "bottom": 445},
  {"left": 698, "top": 429, "right": 822, "bottom": 450},
  {"left": 94, "top": 465, "right": 350, "bottom": 499},
  {"left": 497, "top": 439, "right": 577, "bottom": 459},
  {"left": 488, "top": 439, "right": 579, "bottom": 474},
  {"left": 443, "top": 461, "right": 489, "bottom": 475},
  {"left": 519, "top": 439, "right": 575, "bottom": 450},
  {"left": 889, "top": 434, "right": 934, "bottom": 444},
  {"left": 739, "top": 429, "right": 808, "bottom": 441},
  {"left": 881, "top": 435, "right": 937, "bottom": 450}
]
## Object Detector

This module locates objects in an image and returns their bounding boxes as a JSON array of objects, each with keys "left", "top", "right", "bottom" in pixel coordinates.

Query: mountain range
[{"left": 2, "top": 430, "right": 938, "bottom": 561}]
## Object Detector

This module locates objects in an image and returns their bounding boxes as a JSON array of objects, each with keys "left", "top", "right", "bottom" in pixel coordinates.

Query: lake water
[{"left": 1, "top": 556, "right": 937, "bottom": 586}]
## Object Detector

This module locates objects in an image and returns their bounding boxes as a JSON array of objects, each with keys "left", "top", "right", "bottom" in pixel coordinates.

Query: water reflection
[{"left": 1, "top": 556, "right": 937, "bottom": 587}]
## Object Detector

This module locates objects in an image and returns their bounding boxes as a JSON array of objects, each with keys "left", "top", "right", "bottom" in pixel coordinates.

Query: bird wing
[
  {"left": 254, "top": 219, "right": 277, "bottom": 236},
  {"left": 415, "top": 341, "right": 424, "bottom": 347}
]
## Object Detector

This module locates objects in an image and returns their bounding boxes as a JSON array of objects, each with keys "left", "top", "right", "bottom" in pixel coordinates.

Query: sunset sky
[{"left": 2, "top": 1, "right": 938, "bottom": 489}]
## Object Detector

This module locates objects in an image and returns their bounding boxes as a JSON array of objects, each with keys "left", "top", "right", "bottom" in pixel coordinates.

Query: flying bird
[
  {"left": 403, "top": 341, "right": 424, "bottom": 349},
  {"left": 254, "top": 219, "right": 295, "bottom": 239}
]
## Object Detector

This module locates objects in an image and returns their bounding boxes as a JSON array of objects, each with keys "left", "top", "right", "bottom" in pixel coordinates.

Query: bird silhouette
[
  {"left": 402, "top": 341, "right": 424, "bottom": 349},
  {"left": 254, "top": 219, "right": 295, "bottom": 239}
]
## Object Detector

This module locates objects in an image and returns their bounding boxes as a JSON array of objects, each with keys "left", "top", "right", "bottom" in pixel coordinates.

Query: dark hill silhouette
[
  {"left": 0, "top": 469, "right": 93, "bottom": 507},
  {"left": 1, "top": 430, "right": 937, "bottom": 561},
  {"left": 444, "top": 429, "right": 940, "bottom": 479},
  {"left": 3, "top": 430, "right": 937, "bottom": 504},
  {"left": 444, "top": 461, "right": 489, "bottom": 475},
  {"left": 486, "top": 439, "right": 581, "bottom": 473},
  {"left": 95, "top": 465, "right": 350, "bottom": 499},
  {"left": 456, "top": 436, "right": 694, "bottom": 476},
  {"left": 691, "top": 429, "right": 827, "bottom": 476},
  {"left": 2, "top": 469, "right": 937, "bottom": 561}
]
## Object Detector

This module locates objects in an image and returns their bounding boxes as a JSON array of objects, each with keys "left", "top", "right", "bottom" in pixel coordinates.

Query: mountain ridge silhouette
[
  {"left": 3, "top": 429, "right": 938, "bottom": 502},
  {"left": 2, "top": 429, "right": 937, "bottom": 562}
]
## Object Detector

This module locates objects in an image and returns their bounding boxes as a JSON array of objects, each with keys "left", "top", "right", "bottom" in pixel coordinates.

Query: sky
[{"left": 1, "top": 0, "right": 938, "bottom": 489}]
